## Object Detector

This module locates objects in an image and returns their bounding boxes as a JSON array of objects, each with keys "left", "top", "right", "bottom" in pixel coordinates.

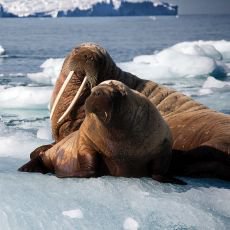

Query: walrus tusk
[
  {"left": 50, "top": 70, "right": 75, "bottom": 120},
  {"left": 105, "top": 112, "right": 108, "bottom": 119},
  {"left": 58, "top": 76, "right": 88, "bottom": 124}
]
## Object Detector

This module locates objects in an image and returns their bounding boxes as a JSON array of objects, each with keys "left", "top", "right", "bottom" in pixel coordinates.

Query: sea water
[{"left": 0, "top": 15, "right": 230, "bottom": 229}]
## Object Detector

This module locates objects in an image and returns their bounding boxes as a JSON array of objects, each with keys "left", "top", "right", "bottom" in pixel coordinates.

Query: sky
[{"left": 168, "top": 0, "right": 230, "bottom": 15}]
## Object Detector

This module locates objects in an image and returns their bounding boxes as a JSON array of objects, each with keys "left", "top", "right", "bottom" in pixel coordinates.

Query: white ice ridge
[
  {"left": 0, "top": 0, "right": 163, "bottom": 17},
  {"left": 62, "top": 209, "right": 84, "bottom": 219},
  {"left": 0, "top": 86, "right": 52, "bottom": 109},
  {"left": 199, "top": 76, "right": 230, "bottom": 95},
  {"left": 29, "top": 40, "right": 230, "bottom": 87},
  {"left": 123, "top": 217, "right": 139, "bottom": 230}
]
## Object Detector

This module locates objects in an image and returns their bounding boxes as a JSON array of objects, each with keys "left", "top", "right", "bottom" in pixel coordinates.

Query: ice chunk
[
  {"left": 0, "top": 122, "right": 49, "bottom": 158},
  {"left": 27, "top": 58, "right": 64, "bottom": 85},
  {"left": 202, "top": 76, "right": 230, "bottom": 89},
  {"left": 199, "top": 76, "right": 230, "bottom": 95},
  {"left": 0, "top": 86, "right": 52, "bottom": 109},
  {"left": 119, "top": 48, "right": 216, "bottom": 80},
  {"left": 123, "top": 217, "right": 139, "bottom": 230},
  {"left": 62, "top": 209, "right": 84, "bottom": 219},
  {"left": 172, "top": 42, "right": 223, "bottom": 60},
  {"left": 119, "top": 40, "right": 230, "bottom": 81},
  {"left": 0, "top": 45, "right": 6, "bottom": 56}
]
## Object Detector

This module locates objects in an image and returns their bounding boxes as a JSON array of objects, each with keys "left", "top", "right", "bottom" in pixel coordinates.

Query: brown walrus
[
  {"left": 26, "top": 43, "right": 230, "bottom": 181},
  {"left": 19, "top": 80, "right": 185, "bottom": 184}
]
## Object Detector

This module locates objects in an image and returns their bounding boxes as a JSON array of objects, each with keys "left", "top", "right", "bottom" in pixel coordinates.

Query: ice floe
[
  {"left": 119, "top": 40, "right": 230, "bottom": 80},
  {"left": 199, "top": 76, "right": 230, "bottom": 95},
  {"left": 0, "top": 86, "right": 52, "bottom": 109},
  {"left": 0, "top": 122, "right": 50, "bottom": 158},
  {"left": 27, "top": 58, "right": 64, "bottom": 85}
]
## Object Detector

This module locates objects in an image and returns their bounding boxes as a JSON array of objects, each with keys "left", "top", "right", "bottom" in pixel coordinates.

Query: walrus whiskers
[
  {"left": 58, "top": 76, "right": 88, "bottom": 123},
  {"left": 50, "top": 70, "right": 74, "bottom": 120}
]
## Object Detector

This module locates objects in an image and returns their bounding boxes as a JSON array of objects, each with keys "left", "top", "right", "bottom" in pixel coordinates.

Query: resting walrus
[
  {"left": 27, "top": 43, "right": 230, "bottom": 180},
  {"left": 19, "top": 81, "right": 184, "bottom": 184}
]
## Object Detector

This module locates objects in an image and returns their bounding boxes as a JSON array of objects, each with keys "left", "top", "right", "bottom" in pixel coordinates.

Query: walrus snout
[{"left": 85, "top": 87, "right": 112, "bottom": 120}]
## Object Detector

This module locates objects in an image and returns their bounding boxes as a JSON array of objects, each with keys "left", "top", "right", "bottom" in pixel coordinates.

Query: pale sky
[{"left": 168, "top": 0, "right": 230, "bottom": 14}]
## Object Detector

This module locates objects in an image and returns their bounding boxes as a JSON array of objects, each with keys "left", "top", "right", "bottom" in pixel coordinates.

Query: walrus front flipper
[
  {"left": 18, "top": 156, "right": 51, "bottom": 174},
  {"left": 152, "top": 175, "right": 187, "bottom": 185},
  {"left": 30, "top": 143, "right": 54, "bottom": 159}
]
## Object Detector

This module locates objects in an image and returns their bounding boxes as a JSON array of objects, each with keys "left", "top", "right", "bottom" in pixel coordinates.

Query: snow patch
[
  {"left": 62, "top": 209, "right": 84, "bottom": 219},
  {"left": 123, "top": 217, "right": 139, "bottom": 230}
]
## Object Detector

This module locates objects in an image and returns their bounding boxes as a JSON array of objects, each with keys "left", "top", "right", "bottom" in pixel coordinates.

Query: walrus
[
  {"left": 19, "top": 80, "right": 185, "bottom": 184},
  {"left": 28, "top": 43, "right": 230, "bottom": 181}
]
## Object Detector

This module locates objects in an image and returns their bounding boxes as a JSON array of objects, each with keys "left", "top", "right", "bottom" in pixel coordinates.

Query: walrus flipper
[
  {"left": 18, "top": 156, "right": 51, "bottom": 174},
  {"left": 30, "top": 143, "right": 55, "bottom": 159},
  {"left": 171, "top": 144, "right": 230, "bottom": 180},
  {"left": 149, "top": 144, "right": 187, "bottom": 185}
]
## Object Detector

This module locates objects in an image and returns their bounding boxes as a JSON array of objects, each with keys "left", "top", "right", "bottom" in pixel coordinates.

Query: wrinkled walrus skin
[
  {"left": 19, "top": 81, "right": 185, "bottom": 184},
  {"left": 25, "top": 43, "right": 230, "bottom": 181}
]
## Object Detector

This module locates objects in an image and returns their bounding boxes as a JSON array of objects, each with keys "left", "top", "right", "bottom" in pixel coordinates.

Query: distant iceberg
[{"left": 0, "top": 0, "right": 178, "bottom": 18}]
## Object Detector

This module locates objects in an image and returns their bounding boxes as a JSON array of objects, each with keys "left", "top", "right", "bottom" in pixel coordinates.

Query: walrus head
[
  {"left": 85, "top": 80, "right": 128, "bottom": 125},
  {"left": 50, "top": 43, "right": 115, "bottom": 123}
]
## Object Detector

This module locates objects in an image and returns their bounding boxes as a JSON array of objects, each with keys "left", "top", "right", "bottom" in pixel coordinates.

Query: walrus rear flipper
[
  {"left": 170, "top": 145, "right": 230, "bottom": 180},
  {"left": 30, "top": 143, "right": 55, "bottom": 159},
  {"left": 18, "top": 156, "right": 51, "bottom": 174}
]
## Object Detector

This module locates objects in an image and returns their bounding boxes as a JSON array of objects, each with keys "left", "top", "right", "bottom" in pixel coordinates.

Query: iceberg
[{"left": 0, "top": 0, "right": 178, "bottom": 18}]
